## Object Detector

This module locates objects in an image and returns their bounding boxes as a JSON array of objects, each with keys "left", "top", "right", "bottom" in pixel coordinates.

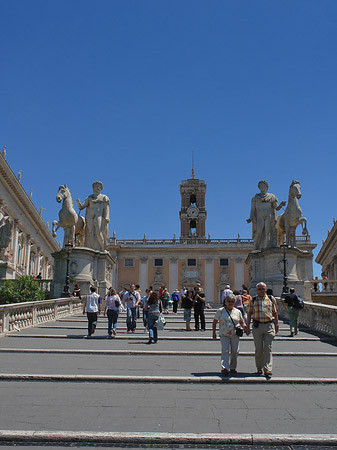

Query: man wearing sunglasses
[{"left": 246, "top": 282, "right": 279, "bottom": 378}]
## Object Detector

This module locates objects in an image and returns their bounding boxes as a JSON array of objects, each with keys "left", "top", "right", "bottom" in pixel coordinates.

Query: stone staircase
[{"left": 0, "top": 307, "right": 337, "bottom": 448}]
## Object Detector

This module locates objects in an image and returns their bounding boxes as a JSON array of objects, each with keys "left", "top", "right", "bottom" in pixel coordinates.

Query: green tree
[{"left": 0, "top": 276, "right": 45, "bottom": 304}]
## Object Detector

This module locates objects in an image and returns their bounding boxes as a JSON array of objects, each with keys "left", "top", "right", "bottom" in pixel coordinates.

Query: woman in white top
[
  {"left": 104, "top": 287, "right": 121, "bottom": 337},
  {"left": 212, "top": 293, "right": 249, "bottom": 376}
]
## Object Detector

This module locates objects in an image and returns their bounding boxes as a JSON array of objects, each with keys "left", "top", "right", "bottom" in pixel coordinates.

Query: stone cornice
[
  {"left": 316, "top": 221, "right": 337, "bottom": 265},
  {"left": 0, "top": 153, "right": 59, "bottom": 252}
]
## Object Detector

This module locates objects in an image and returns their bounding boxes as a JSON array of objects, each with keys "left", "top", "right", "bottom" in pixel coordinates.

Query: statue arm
[
  {"left": 76, "top": 197, "right": 89, "bottom": 211},
  {"left": 247, "top": 197, "right": 256, "bottom": 223},
  {"left": 104, "top": 196, "right": 110, "bottom": 223},
  {"left": 275, "top": 200, "right": 286, "bottom": 211}
]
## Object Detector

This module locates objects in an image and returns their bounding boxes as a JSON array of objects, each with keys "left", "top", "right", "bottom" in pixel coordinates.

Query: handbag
[
  {"left": 225, "top": 307, "right": 243, "bottom": 337},
  {"left": 154, "top": 313, "right": 166, "bottom": 330}
]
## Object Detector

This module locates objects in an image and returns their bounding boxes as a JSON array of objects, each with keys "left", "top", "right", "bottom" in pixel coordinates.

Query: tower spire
[{"left": 191, "top": 150, "right": 195, "bottom": 179}]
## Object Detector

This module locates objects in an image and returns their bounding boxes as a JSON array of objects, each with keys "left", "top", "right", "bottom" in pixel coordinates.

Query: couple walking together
[{"left": 213, "top": 282, "right": 279, "bottom": 378}]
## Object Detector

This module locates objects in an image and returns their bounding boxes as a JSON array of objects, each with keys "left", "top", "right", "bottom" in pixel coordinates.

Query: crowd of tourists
[{"left": 81, "top": 281, "right": 302, "bottom": 377}]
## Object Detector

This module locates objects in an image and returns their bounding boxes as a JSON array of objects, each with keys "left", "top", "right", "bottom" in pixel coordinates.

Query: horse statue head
[
  {"left": 56, "top": 185, "right": 71, "bottom": 203},
  {"left": 289, "top": 180, "right": 302, "bottom": 199}
]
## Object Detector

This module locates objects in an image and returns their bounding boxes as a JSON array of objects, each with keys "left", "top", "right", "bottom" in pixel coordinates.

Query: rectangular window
[
  {"left": 219, "top": 258, "right": 229, "bottom": 267},
  {"left": 124, "top": 258, "right": 134, "bottom": 267},
  {"left": 187, "top": 258, "right": 197, "bottom": 266},
  {"left": 154, "top": 258, "right": 163, "bottom": 267}
]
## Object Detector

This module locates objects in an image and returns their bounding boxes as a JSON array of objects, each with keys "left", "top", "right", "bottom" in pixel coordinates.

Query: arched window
[
  {"left": 190, "top": 194, "right": 196, "bottom": 206},
  {"left": 189, "top": 220, "right": 196, "bottom": 236}
]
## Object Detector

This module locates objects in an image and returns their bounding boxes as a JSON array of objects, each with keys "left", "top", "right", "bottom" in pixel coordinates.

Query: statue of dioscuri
[
  {"left": 277, "top": 180, "right": 308, "bottom": 247},
  {"left": 247, "top": 180, "right": 286, "bottom": 250},
  {"left": 76, "top": 181, "right": 110, "bottom": 252},
  {"left": 52, "top": 185, "right": 85, "bottom": 247}
]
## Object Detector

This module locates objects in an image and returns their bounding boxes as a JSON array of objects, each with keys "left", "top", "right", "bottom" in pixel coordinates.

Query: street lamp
[
  {"left": 280, "top": 243, "right": 290, "bottom": 298},
  {"left": 62, "top": 242, "right": 73, "bottom": 297}
]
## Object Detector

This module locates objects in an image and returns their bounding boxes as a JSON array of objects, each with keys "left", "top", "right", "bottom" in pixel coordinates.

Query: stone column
[
  {"left": 234, "top": 257, "right": 245, "bottom": 291},
  {"left": 36, "top": 247, "right": 41, "bottom": 277},
  {"left": 169, "top": 257, "right": 178, "bottom": 293},
  {"left": 12, "top": 220, "right": 19, "bottom": 267},
  {"left": 24, "top": 234, "right": 31, "bottom": 275},
  {"left": 205, "top": 258, "right": 214, "bottom": 304},
  {"left": 139, "top": 258, "right": 148, "bottom": 294}
]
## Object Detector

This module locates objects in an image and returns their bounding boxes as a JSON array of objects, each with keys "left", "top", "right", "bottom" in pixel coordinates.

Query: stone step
[
  {"left": 5, "top": 333, "right": 333, "bottom": 341},
  {"left": 0, "top": 430, "right": 336, "bottom": 447},
  {"left": 1, "top": 373, "right": 337, "bottom": 384},
  {"left": 2, "top": 348, "right": 336, "bottom": 356}
]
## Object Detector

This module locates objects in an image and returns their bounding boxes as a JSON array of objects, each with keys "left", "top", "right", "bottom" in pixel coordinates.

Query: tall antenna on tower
[{"left": 191, "top": 150, "right": 195, "bottom": 179}]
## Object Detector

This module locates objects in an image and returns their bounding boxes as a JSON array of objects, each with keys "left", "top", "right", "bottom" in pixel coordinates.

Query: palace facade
[
  {"left": 108, "top": 170, "right": 314, "bottom": 304},
  {"left": 0, "top": 152, "right": 59, "bottom": 281}
]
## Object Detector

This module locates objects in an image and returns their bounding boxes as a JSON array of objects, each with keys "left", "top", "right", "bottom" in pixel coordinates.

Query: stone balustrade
[
  {"left": 308, "top": 279, "right": 337, "bottom": 293},
  {"left": 0, "top": 297, "right": 85, "bottom": 334},
  {"left": 277, "top": 298, "right": 337, "bottom": 338}
]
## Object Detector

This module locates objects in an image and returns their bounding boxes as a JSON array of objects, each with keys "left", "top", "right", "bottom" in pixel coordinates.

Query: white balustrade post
[{"left": 32, "top": 303, "right": 37, "bottom": 326}]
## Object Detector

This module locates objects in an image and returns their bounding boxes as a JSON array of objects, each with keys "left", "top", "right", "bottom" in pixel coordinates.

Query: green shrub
[{"left": 0, "top": 276, "right": 45, "bottom": 304}]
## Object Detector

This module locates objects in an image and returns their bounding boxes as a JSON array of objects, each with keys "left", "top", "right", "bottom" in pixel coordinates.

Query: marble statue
[
  {"left": 0, "top": 214, "right": 12, "bottom": 250},
  {"left": 277, "top": 180, "right": 308, "bottom": 247},
  {"left": 247, "top": 180, "right": 286, "bottom": 249},
  {"left": 52, "top": 185, "right": 85, "bottom": 247},
  {"left": 76, "top": 181, "right": 110, "bottom": 252}
]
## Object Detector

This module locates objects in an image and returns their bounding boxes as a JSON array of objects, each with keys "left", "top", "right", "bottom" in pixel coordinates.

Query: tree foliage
[{"left": 0, "top": 276, "right": 45, "bottom": 304}]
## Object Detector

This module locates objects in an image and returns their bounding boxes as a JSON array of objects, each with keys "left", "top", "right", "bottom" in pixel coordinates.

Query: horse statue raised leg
[
  {"left": 277, "top": 180, "right": 308, "bottom": 247},
  {"left": 52, "top": 185, "right": 85, "bottom": 247}
]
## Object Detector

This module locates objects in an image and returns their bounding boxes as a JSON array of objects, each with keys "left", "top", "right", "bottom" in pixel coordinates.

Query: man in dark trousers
[
  {"left": 83, "top": 286, "right": 102, "bottom": 338},
  {"left": 193, "top": 286, "right": 206, "bottom": 331},
  {"left": 284, "top": 287, "right": 300, "bottom": 337}
]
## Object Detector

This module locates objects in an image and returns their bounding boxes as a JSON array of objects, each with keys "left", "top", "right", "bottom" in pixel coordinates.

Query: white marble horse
[
  {"left": 52, "top": 185, "right": 85, "bottom": 247},
  {"left": 277, "top": 180, "right": 308, "bottom": 247}
]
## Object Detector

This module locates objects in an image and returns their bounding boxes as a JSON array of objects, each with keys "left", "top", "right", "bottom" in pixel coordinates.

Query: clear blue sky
[{"left": 1, "top": 1, "right": 337, "bottom": 277}]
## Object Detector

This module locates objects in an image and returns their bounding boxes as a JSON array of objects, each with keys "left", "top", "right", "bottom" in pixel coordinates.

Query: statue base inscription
[
  {"left": 246, "top": 246, "right": 314, "bottom": 299},
  {"left": 51, "top": 247, "right": 115, "bottom": 299}
]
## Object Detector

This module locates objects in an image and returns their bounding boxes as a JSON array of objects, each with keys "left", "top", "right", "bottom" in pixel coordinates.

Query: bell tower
[{"left": 179, "top": 168, "right": 207, "bottom": 238}]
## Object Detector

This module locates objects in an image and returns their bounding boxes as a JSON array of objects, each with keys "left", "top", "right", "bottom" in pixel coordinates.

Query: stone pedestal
[
  {"left": 246, "top": 246, "right": 314, "bottom": 298},
  {"left": 51, "top": 247, "right": 115, "bottom": 299}
]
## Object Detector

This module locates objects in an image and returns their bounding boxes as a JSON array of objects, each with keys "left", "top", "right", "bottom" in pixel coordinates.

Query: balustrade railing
[
  {"left": 307, "top": 279, "right": 337, "bottom": 293},
  {"left": 0, "top": 297, "right": 85, "bottom": 334},
  {"left": 277, "top": 298, "right": 337, "bottom": 338},
  {"left": 108, "top": 236, "right": 310, "bottom": 246}
]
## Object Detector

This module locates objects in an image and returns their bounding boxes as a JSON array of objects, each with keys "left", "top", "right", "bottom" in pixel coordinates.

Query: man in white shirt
[
  {"left": 221, "top": 285, "right": 233, "bottom": 303},
  {"left": 83, "top": 286, "right": 102, "bottom": 337},
  {"left": 125, "top": 283, "right": 141, "bottom": 333}
]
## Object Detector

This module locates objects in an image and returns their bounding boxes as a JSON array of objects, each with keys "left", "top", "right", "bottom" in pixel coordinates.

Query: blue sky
[{"left": 1, "top": 1, "right": 337, "bottom": 277}]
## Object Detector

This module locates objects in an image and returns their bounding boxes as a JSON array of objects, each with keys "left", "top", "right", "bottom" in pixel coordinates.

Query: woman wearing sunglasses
[{"left": 212, "top": 293, "right": 249, "bottom": 376}]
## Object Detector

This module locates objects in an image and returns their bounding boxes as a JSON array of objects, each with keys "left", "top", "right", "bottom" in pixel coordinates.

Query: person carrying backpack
[{"left": 284, "top": 288, "right": 302, "bottom": 337}]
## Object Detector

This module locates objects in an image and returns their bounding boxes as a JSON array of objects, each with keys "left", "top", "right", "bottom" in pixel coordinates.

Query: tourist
[
  {"left": 104, "top": 287, "right": 121, "bottom": 337},
  {"left": 136, "top": 284, "right": 141, "bottom": 318},
  {"left": 182, "top": 290, "right": 193, "bottom": 331},
  {"left": 221, "top": 285, "right": 233, "bottom": 303},
  {"left": 241, "top": 289, "right": 251, "bottom": 315},
  {"left": 246, "top": 282, "right": 279, "bottom": 377},
  {"left": 125, "top": 283, "right": 141, "bottom": 333},
  {"left": 145, "top": 292, "right": 163, "bottom": 344},
  {"left": 212, "top": 293, "right": 249, "bottom": 375},
  {"left": 171, "top": 289, "right": 180, "bottom": 313},
  {"left": 72, "top": 283, "right": 81, "bottom": 299},
  {"left": 233, "top": 290, "right": 245, "bottom": 318},
  {"left": 160, "top": 287, "right": 170, "bottom": 314},
  {"left": 180, "top": 286, "right": 187, "bottom": 308},
  {"left": 140, "top": 288, "right": 152, "bottom": 330},
  {"left": 284, "top": 288, "right": 300, "bottom": 337},
  {"left": 193, "top": 286, "right": 206, "bottom": 331},
  {"left": 83, "top": 286, "right": 102, "bottom": 338}
]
